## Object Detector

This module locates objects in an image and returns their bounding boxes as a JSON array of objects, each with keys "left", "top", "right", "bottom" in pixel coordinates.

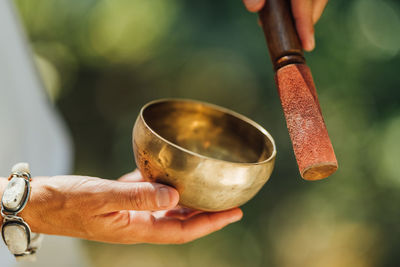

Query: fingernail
[
  {"left": 307, "top": 34, "right": 315, "bottom": 51},
  {"left": 244, "top": 0, "right": 262, "bottom": 12},
  {"left": 157, "top": 187, "right": 171, "bottom": 208}
]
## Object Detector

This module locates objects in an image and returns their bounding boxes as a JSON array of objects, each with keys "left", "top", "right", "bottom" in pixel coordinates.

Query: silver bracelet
[{"left": 1, "top": 163, "right": 42, "bottom": 261}]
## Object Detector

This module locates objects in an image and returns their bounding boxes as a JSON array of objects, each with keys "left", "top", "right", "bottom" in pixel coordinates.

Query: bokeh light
[{"left": 355, "top": 0, "right": 400, "bottom": 59}]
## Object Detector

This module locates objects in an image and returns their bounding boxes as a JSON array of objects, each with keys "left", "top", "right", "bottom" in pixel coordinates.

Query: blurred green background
[{"left": 14, "top": 0, "right": 400, "bottom": 266}]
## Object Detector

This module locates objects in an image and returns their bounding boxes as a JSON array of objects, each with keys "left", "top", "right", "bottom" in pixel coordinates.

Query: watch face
[{"left": 1, "top": 220, "right": 31, "bottom": 255}]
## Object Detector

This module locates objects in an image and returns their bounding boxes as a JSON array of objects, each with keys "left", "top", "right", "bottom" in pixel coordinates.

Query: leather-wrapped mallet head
[
  {"left": 258, "top": 0, "right": 338, "bottom": 180},
  {"left": 276, "top": 64, "right": 337, "bottom": 180}
]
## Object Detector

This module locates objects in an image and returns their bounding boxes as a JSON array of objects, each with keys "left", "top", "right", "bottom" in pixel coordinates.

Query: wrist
[
  {"left": 0, "top": 176, "right": 43, "bottom": 232},
  {"left": 18, "top": 178, "right": 44, "bottom": 233}
]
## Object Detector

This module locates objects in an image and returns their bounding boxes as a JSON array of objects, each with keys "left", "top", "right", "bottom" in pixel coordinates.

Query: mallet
[{"left": 258, "top": 0, "right": 338, "bottom": 180}]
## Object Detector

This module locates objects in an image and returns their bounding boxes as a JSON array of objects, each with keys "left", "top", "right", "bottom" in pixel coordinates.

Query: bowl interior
[{"left": 142, "top": 100, "right": 274, "bottom": 164}]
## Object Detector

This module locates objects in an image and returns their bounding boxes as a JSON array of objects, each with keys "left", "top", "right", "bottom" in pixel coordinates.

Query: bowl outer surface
[{"left": 132, "top": 100, "right": 276, "bottom": 211}]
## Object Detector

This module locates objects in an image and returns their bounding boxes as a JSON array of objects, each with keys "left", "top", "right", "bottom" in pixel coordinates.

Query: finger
[
  {"left": 152, "top": 206, "right": 202, "bottom": 220},
  {"left": 291, "top": 0, "right": 315, "bottom": 51},
  {"left": 118, "top": 169, "right": 144, "bottom": 182},
  {"left": 243, "top": 0, "right": 266, "bottom": 12},
  {"left": 312, "top": 0, "right": 328, "bottom": 24},
  {"left": 97, "top": 181, "right": 179, "bottom": 213},
  {"left": 147, "top": 208, "right": 243, "bottom": 244},
  {"left": 164, "top": 207, "right": 203, "bottom": 220}
]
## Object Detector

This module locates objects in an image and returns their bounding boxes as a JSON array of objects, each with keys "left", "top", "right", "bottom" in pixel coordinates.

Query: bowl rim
[{"left": 138, "top": 98, "right": 277, "bottom": 166}]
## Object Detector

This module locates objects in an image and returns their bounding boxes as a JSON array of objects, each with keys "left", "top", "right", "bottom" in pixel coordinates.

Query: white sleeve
[{"left": 0, "top": 0, "right": 73, "bottom": 177}]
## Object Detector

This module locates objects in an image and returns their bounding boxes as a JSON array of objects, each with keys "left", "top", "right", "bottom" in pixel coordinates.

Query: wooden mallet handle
[{"left": 259, "top": 0, "right": 305, "bottom": 70}]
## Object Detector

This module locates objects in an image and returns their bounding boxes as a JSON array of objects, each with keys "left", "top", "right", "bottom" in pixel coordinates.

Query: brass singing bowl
[{"left": 133, "top": 99, "right": 276, "bottom": 211}]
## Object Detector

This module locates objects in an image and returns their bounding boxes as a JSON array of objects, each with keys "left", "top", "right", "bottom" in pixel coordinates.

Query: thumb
[{"left": 98, "top": 181, "right": 179, "bottom": 213}]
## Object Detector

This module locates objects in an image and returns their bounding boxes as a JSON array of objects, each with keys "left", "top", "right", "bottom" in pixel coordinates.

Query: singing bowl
[{"left": 133, "top": 99, "right": 276, "bottom": 211}]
